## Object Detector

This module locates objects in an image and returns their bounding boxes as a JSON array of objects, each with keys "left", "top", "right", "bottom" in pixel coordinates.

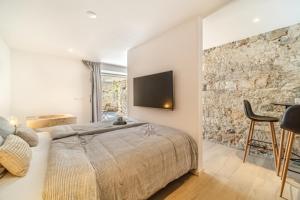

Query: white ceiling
[{"left": 0, "top": 0, "right": 231, "bottom": 66}]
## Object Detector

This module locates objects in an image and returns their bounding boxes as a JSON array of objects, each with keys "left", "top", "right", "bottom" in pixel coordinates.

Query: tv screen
[{"left": 133, "top": 71, "right": 174, "bottom": 110}]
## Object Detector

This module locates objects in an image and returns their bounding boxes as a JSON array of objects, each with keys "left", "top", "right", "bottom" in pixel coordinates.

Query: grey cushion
[
  {"left": 0, "top": 136, "right": 8, "bottom": 178},
  {"left": 0, "top": 136, "right": 4, "bottom": 146},
  {"left": 0, "top": 165, "right": 7, "bottom": 178},
  {"left": 15, "top": 127, "right": 39, "bottom": 147},
  {"left": 0, "top": 135, "right": 8, "bottom": 178},
  {"left": 0, "top": 117, "right": 15, "bottom": 138},
  {"left": 0, "top": 135, "right": 6, "bottom": 178}
]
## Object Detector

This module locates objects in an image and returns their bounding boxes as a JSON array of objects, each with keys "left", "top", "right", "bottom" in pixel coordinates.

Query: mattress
[{"left": 0, "top": 132, "right": 51, "bottom": 200}]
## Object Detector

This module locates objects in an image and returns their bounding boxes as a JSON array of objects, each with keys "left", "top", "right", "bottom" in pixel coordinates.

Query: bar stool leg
[
  {"left": 248, "top": 121, "right": 255, "bottom": 157},
  {"left": 281, "top": 131, "right": 291, "bottom": 179},
  {"left": 270, "top": 122, "right": 278, "bottom": 169},
  {"left": 280, "top": 132, "right": 295, "bottom": 197},
  {"left": 271, "top": 122, "right": 279, "bottom": 156},
  {"left": 243, "top": 120, "right": 255, "bottom": 163},
  {"left": 277, "top": 129, "right": 285, "bottom": 176}
]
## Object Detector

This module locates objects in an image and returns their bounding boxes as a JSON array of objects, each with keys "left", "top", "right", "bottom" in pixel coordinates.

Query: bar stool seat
[
  {"left": 249, "top": 115, "right": 279, "bottom": 122},
  {"left": 243, "top": 100, "right": 279, "bottom": 169}
]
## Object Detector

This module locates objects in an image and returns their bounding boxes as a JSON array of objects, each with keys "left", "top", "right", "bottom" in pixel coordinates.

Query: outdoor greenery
[{"left": 102, "top": 75, "right": 127, "bottom": 117}]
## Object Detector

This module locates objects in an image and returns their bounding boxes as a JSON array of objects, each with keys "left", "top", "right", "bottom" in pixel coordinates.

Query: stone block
[
  {"left": 254, "top": 76, "right": 270, "bottom": 88},
  {"left": 266, "top": 28, "right": 288, "bottom": 41},
  {"left": 225, "top": 81, "right": 237, "bottom": 90}
]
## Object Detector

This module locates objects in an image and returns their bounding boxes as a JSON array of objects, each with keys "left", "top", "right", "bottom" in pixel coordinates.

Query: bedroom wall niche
[
  {"left": 203, "top": 23, "right": 300, "bottom": 153},
  {"left": 10, "top": 50, "right": 91, "bottom": 124},
  {"left": 0, "top": 36, "right": 11, "bottom": 118},
  {"left": 202, "top": 0, "right": 300, "bottom": 154},
  {"left": 128, "top": 17, "right": 203, "bottom": 170}
]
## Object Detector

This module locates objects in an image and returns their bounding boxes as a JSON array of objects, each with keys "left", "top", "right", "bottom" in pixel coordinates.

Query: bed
[{"left": 0, "top": 122, "right": 198, "bottom": 200}]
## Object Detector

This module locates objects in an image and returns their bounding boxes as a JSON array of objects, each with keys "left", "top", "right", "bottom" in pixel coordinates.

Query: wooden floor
[{"left": 150, "top": 141, "right": 300, "bottom": 200}]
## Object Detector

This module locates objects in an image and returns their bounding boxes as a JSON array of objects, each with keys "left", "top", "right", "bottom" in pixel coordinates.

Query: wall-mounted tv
[{"left": 133, "top": 71, "right": 174, "bottom": 110}]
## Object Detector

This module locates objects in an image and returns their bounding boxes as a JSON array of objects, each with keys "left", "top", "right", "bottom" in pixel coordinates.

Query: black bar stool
[
  {"left": 243, "top": 100, "right": 279, "bottom": 169},
  {"left": 278, "top": 105, "right": 300, "bottom": 197}
]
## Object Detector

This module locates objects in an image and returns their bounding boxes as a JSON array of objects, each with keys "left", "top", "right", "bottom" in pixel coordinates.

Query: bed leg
[{"left": 190, "top": 169, "right": 202, "bottom": 176}]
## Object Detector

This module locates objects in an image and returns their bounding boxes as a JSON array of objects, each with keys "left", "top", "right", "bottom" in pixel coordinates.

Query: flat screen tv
[{"left": 133, "top": 71, "right": 174, "bottom": 110}]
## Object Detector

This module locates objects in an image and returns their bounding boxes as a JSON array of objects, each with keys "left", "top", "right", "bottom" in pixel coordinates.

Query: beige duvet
[{"left": 43, "top": 123, "right": 198, "bottom": 200}]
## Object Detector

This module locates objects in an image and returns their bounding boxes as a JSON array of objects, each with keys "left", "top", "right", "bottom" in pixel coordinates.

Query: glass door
[{"left": 101, "top": 73, "right": 127, "bottom": 121}]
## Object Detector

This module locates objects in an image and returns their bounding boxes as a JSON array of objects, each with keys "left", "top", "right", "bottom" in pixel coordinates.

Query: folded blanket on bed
[
  {"left": 43, "top": 124, "right": 198, "bottom": 200},
  {"left": 50, "top": 120, "right": 146, "bottom": 140}
]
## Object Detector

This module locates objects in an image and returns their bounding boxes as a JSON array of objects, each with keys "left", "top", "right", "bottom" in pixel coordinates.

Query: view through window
[{"left": 101, "top": 73, "right": 127, "bottom": 121}]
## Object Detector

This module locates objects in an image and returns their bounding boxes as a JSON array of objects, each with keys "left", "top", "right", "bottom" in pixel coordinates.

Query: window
[{"left": 101, "top": 72, "right": 127, "bottom": 121}]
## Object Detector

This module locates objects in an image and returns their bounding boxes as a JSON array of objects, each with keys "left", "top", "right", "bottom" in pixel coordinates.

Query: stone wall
[{"left": 203, "top": 23, "right": 300, "bottom": 154}]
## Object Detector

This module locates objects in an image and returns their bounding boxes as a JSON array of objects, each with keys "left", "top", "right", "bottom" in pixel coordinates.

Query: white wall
[
  {"left": 203, "top": 0, "right": 300, "bottom": 49},
  {"left": 11, "top": 50, "right": 91, "bottom": 124},
  {"left": 128, "top": 18, "right": 203, "bottom": 170},
  {"left": 0, "top": 37, "right": 11, "bottom": 118}
]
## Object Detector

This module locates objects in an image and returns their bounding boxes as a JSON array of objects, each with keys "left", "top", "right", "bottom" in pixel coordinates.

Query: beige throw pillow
[
  {"left": 0, "top": 135, "right": 32, "bottom": 176},
  {"left": 16, "top": 127, "right": 39, "bottom": 147}
]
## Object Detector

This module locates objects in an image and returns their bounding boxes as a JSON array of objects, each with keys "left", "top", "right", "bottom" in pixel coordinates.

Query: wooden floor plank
[{"left": 150, "top": 141, "right": 300, "bottom": 200}]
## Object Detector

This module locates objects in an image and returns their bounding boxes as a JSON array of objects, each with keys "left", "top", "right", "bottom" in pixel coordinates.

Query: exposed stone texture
[{"left": 203, "top": 23, "right": 300, "bottom": 154}]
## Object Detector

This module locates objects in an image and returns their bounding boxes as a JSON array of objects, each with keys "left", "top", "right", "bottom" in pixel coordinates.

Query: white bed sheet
[{"left": 0, "top": 132, "right": 51, "bottom": 200}]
